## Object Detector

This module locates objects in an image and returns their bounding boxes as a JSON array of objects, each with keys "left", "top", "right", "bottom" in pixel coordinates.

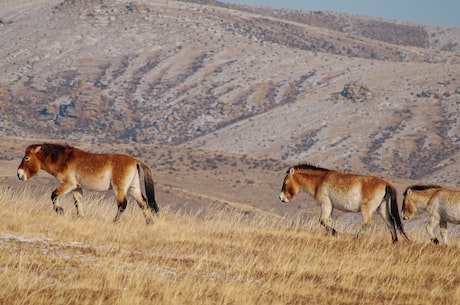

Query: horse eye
[{"left": 24, "top": 156, "right": 30, "bottom": 161}]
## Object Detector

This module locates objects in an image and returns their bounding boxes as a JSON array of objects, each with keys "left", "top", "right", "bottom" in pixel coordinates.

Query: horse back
[
  {"left": 325, "top": 171, "right": 387, "bottom": 195},
  {"left": 55, "top": 148, "right": 138, "bottom": 190},
  {"left": 429, "top": 188, "right": 460, "bottom": 223},
  {"left": 320, "top": 171, "right": 387, "bottom": 211}
]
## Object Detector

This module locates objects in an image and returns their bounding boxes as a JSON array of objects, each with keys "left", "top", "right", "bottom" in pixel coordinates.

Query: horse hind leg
[
  {"left": 129, "top": 186, "right": 154, "bottom": 225},
  {"left": 113, "top": 193, "right": 128, "bottom": 223},
  {"left": 377, "top": 202, "right": 398, "bottom": 243},
  {"left": 356, "top": 209, "right": 373, "bottom": 240}
]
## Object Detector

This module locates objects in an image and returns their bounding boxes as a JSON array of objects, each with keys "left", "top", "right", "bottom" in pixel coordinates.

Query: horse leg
[
  {"left": 377, "top": 201, "right": 398, "bottom": 243},
  {"left": 439, "top": 220, "right": 448, "bottom": 246},
  {"left": 356, "top": 209, "right": 372, "bottom": 239},
  {"left": 113, "top": 186, "right": 129, "bottom": 222},
  {"left": 51, "top": 181, "right": 76, "bottom": 214},
  {"left": 113, "top": 196, "right": 127, "bottom": 223},
  {"left": 425, "top": 216, "right": 439, "bottom": 244},
  {"left": 129, "top": 185, "right": 154, "bottom": 225},
  {"left": 319, "top": 203, "right": 336, "bottom": 235},
  {"left": 358, "top": 197, "right": 385, "bottom": 240},
  {"left": 72, "top": 187, "right": 84, "bottom": 217}
]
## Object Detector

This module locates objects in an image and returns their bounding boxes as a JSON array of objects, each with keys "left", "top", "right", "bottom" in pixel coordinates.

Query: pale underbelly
[
  {"left": 329, "top": 195, "right": 362, "bottom": 212},
  {"left": 333, "top": 202, "right": 361, "bottom": 213},
  {"left": 440, "top": 208, "right": 460, "bottom": 224},
  {"left": 77, "top": 176, "right": 112, "bottom": 192}
]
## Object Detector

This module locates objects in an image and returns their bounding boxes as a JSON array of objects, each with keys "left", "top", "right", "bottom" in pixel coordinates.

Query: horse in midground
[
  {"left": 17, "top": 143, "right": 159, "bottom": 224},
  {"left": 279, "top": 163, "right": 409, "bottom": 243},
  {"left": 402, "top": 184, "right": 460, "bottom": 245}
]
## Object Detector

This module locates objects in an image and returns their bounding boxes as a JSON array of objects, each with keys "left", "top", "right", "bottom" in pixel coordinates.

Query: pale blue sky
[{"left": 221, "top": 0, "right": 460, "bottom": 28}]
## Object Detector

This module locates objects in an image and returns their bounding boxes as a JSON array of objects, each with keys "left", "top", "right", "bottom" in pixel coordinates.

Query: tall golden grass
[{"left": 1, "top": 184, "right": 459, "bottom": 305}]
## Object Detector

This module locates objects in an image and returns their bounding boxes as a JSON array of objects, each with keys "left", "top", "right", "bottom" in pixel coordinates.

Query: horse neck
[
  {"left": 413, "top": 189, "right": 439, "bottom": 209},
  {"left": 36, "top": 153, "right": 54, "bottom": 175},
  {"left": 295, "top": 170, "right": 326, "bottom": 195},
  {"left": 36, "top": 146, "right": 66, "bottom": 176}
]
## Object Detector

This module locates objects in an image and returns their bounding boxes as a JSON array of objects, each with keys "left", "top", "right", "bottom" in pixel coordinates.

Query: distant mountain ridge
[{"left": 182, "top": 0, "right": 460, "bottom": 51}]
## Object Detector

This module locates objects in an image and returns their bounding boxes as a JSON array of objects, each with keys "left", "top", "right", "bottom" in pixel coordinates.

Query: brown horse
[
  {"left": 17, "top": 143, "right": 159, "bottom": 224},
  {"left": 279, "top": 164, "right": 409, "bottom": 243},
  {"left": 402, "top": 185, "right": 460, "bottom": 245}
]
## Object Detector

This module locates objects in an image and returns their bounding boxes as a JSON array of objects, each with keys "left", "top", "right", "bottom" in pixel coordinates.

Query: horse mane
[
  {"left": 292, "top": 163, "right": 331, "bottom": 172},
  {"left": 38, "top": 143, "right": 75, "bottom": 163},
  {"left": 403, "top": 184, "right": 442, "bottom": 195}
]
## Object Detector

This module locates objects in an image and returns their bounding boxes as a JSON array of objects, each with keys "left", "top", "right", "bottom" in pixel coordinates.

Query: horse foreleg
[
  {"left": 72, "top": 188, "right": 84, "bottom": 217},
  {"left": 439, "top": 220, "right": 448, "bottom": 246},
  {"left": 51, "top": 190, "right": 64, "bottom": 214},
  {"left": 426, "top": 217, "right": 439, "bottom": 244},
  {"left": 51, "top": 181, "right": 76, "bottom": 215},
  {"left": 319, "top": 204, "right": 336, "bottom": 235}
]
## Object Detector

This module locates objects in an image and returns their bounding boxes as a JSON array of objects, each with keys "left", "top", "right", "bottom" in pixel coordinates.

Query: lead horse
[
  {"left": 279, "top": 164, "right": 409, "bottom": 243},
  {"left": 17, "top": 143, "right": 159, "bottom": 224},
  {"left": 402, "top": 185, "right": 460, "bottom": 245}
]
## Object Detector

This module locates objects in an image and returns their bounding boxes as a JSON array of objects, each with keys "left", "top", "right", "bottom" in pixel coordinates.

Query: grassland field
[{"left": 1, "top": 183, "right": 460, "bottom": 305}]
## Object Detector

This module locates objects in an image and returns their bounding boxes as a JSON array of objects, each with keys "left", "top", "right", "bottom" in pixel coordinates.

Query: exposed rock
[
  {"left": 416, "top": 89, "right": 450, "bottom": 99},
  {"left": 336, "top": 82, "right": 373, "bottom": 102}
]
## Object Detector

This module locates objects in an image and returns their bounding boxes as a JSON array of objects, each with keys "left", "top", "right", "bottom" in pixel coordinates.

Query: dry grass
[{"left": 1, "top": 184, "right": 460, "bottom": 305}]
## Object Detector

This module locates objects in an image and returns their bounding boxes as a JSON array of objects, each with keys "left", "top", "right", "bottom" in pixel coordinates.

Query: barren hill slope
[{"left": 0, "top": 0, "right": 459, "bottom": 187}]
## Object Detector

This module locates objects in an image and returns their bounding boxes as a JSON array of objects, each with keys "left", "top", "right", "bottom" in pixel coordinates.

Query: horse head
[
  {"left": 279, "top": 167, "right": 299, "bottom": 203},
  {"left": 402, "top": 185, "right": 441, "bottom": 220},
  {"left": 17, "top": 145, "right": 43, "bottom": 181},
  {"left": 401, "top": 188, "right": 418, "bottom": 220}
]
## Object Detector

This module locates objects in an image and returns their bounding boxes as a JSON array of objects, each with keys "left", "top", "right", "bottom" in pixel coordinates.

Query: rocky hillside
[{"left": 1, "top": 0, "right": 460, "bottom": 184}]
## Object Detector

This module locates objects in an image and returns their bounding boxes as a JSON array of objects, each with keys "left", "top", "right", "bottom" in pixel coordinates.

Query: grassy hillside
[{"left": 1, "top": 184, "right": 459, "bottom": 305}]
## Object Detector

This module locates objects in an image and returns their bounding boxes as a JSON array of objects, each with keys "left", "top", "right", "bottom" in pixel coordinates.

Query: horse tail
[
  {"left": 137, "top": 161, "right": 159, "bottom": 213},
  {"left": 386, "top": 184, "right": 409, "bottom": 241}
]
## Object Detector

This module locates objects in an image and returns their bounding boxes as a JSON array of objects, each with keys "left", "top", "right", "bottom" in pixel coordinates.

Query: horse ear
[
  {"left": 289, "top": 168, "right": 295, "bottom": 176},
  {"left": 407, "top": 189, "right": 412, "bottom": 195},
  {"left": 33, "top": 146, "right": 42, "bottom": 153}
]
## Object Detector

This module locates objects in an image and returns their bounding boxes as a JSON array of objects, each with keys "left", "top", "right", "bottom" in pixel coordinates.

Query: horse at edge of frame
[{"left": 402, "top": 184, "right": 460, "bottom": 245}]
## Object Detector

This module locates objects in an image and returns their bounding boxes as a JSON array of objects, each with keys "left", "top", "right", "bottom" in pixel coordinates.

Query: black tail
[
  {"left": 138, "top": 162, "right": 159, "bottom": 213},
  {"left": 386, "top": 185, "right": 409, "bottom": 241}
]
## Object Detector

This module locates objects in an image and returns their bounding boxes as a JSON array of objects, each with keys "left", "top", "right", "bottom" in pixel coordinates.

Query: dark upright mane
[
  {"left": 40, "top": 143, "right": 74, "bottom": 163},
  {"left": 292, "top": 163, "right": 331, "bottom": 172},
  {"left": 403, "top": 184, "right": 442, "bottom": 196}
]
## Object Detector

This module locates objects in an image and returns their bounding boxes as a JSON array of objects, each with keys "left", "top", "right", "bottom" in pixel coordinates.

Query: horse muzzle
[
  {"left": 17, "top": 169, "right": 27, "bottom": 181},
  {"left": 279, "top": 192, "right": 289, "bottom": 203}
]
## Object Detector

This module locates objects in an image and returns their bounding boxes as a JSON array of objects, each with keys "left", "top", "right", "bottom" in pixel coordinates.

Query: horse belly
[
  {"left": 77, "top": 172, "right": 112, "bottom": 192},
  {"left": 440, "top": 205, "right": 460, "bottom": 224},
  {"left": 330, "top": 191, "right": 361, "bottom": 212}
]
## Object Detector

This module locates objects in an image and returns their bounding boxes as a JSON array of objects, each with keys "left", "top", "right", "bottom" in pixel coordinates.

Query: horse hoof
[
  {"left": 432, "top": 238, "right": 439, "bottom": 245},
  {"left": 54, "top": 206, "right": 64, "bottom": 214}
]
